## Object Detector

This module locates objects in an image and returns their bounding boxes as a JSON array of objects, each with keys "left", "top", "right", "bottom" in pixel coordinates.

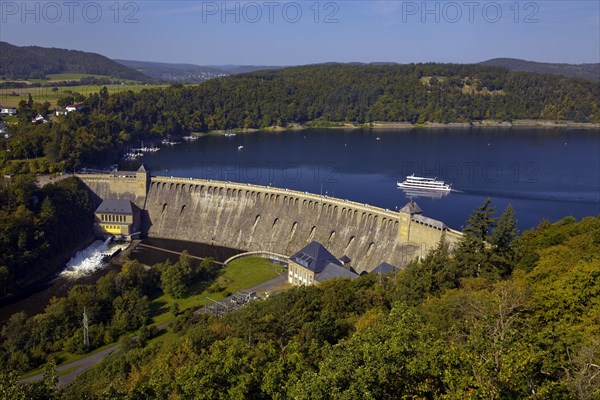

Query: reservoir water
[{"left": 135, "top": 128, "right": 600, "bottom": 231}]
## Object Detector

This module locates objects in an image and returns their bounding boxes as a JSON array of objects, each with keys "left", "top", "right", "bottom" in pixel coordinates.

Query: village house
[
  {"left": 0, "top": 107, "right": 17, "bottom": 116},
  {"left": 65, "top": 104, "right": 82, "bottom": 112},
  {"left": 31, "top": 114, "right": 48, "bottom": 124}
]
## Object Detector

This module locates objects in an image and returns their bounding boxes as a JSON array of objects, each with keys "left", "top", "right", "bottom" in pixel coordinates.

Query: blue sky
[{"left": 1, "top": 1, "right": 599, "bottom": 65}]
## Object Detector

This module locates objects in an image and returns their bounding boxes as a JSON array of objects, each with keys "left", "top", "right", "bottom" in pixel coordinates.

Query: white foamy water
[{"left": 61, "top": 238, "right": 127, "bottom": 279}]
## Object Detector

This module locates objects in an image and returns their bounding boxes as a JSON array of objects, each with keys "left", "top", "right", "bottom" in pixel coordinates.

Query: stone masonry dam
[{"left": 77, "top": 169, "right": 462, "bottom": 273}]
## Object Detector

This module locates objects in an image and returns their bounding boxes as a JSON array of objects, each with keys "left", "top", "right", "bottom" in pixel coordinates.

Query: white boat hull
[{"left": 397, "top": 182, "right": 451, "bottom": 191}]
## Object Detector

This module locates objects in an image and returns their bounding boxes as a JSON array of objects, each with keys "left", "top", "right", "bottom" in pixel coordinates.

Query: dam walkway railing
[{"left": 224, "top": 251, "right": 289, "bottom": 266}]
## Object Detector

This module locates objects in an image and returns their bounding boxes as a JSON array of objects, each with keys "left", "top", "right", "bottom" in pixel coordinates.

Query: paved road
[
  {"left": 20, "top": 344, "right": 119, "bottom": 386},
  {"left": 19, "top": 274, "right": 288, "bottom": 386}
]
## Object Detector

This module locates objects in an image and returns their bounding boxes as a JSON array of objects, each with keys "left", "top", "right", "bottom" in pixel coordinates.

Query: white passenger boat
[{"left": 397, "top": 174, "right": 451, "bottom": 191}]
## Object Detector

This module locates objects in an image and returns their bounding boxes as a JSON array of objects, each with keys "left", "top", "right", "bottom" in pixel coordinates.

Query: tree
[
  {"left": 161, "top": 262, "right": 189, "bottom": 299},
  {"left": 490, "top": 204, "right": 519, "bottom": 276},
  {"left": 491, "top": 204, "right": 518, "bottom": 253},
  {"left": 117, "top": 259, "right": 157, "bottom": 295},
  {"left": 0, "top": 367, "right": 26, "bottom": 400},
  {"left": 464, "top": 197, "right": 496, "bottom": 244},
  {"left": 455, "top": 198, "right": 497, "bottom": 279},
  {"left": 112, "top": 289, "right": 149, "bottom": 333},
  {"left": 161, "top": 251, "right": 194, "bottom": 299},
  {"left": 42, "top": 357, "right": 59, "bottom": 397}
]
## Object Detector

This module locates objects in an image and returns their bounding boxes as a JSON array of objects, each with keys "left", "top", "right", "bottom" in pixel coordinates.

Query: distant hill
[
  {"left": 481, "top": 58, "right": 600, "bottom": 82},
  {"left": 115, "top": 59, "right": 283, "bottom": 82},
  {"left": 114, "top": 59, "right": 228, "bottom": 83},
  {"left": 211, "top": 65, "right": 283, "bottom": 74},
  {"left": 0, "top": 42, "right": 148, "bottom": 81}
]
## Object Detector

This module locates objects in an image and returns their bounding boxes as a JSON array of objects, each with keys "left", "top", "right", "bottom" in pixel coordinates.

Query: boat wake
[
  {"left": 60, "top": 238, "right": 126, "bottom": 279},
  {"left": 455, "top": 188, "right": 600, "bottom": 204}
]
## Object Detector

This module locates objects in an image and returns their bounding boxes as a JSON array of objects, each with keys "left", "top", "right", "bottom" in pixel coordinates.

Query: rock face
[{"left": 77, "top": 172, "right": 461, "bottom": 273}]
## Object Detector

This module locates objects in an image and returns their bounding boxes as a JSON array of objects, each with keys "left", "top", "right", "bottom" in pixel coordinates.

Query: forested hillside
[
  {"left": 0, "top": 42, "right": 148, "bottom": 81},
  {"left": 5, "top": 201, "right": 598, "bottom": 399},
  {"left": 104, "top": 63, "right": 600, "bottom": 131},
  {"left": 2, "top": 63, "right": 599, "bottom": 174},
  {"left": 0, "top": 176, "right": 94, "bottom": 298},
  {"left": 482, "top": 58, "right": 600, "bottom": 82}
]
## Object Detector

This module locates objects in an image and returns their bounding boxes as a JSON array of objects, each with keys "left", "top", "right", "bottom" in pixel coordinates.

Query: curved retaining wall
[{"left": 78, "top": 174, "right": 461, "bottom": 273}]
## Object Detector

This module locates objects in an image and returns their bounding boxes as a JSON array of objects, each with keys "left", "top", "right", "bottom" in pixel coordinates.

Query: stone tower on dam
[{"left": 77, "top": 168, "right": 462, "bottom": 273}]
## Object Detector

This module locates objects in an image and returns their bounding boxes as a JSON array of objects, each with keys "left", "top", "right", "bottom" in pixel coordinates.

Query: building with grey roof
[
  {"left": 288, "top": 241, "right": 357, "bottom": 286},
  {"left": 371, "top": 262, "right": 397, "bottom": 275},
  {"left": 94, "top": 199, "right": 140, "bottom": 240}
]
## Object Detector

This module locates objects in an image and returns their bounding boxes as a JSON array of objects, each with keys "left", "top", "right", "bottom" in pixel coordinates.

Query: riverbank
[{"left": 203, "top": 119, "right": 600, "bottom": 134}]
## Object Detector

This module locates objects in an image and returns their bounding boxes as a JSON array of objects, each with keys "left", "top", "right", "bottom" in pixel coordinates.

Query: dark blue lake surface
[{"left": 135, "top": 128, "right": 600, "bottom": 231}]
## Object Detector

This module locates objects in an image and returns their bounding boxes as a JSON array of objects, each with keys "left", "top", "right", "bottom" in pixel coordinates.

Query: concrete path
[{"left": 19, "top": 274, "right": 288, "bottom": 386}]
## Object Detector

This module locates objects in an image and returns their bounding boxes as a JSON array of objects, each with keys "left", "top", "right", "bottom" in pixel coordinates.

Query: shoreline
[{"left": 204, "top": 119, "right": 599, "bottom": 135}]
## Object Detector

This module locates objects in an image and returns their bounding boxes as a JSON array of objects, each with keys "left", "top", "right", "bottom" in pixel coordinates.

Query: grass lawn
[
  {"left": 46, "top": 73, "right": 116, "bottom": 81},
  {"left": 150, "top": 257, "right": 284, "bottom": 326},
  {"left": 1, "top": 115, "right": 18, "bottom": 123},
  {"left": 0, "top": 83, "right": 171, "bottom": 107}
]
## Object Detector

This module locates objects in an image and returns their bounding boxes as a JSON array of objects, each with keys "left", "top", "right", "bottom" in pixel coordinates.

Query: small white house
[
  {"left": 55, "top": 108, "right": 68, "bottom": 116},
  {"left": 65, "top": 104, "right": 82, "bottom": 112},
  {"left": 0, "top": 107, "right": 17, "bottom": 115},
  {"left": 31, "top": 114, "right": 48, "bottom": 124}
]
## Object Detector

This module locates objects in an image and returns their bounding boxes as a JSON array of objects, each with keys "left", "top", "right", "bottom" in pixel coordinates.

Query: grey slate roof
[
  {"left": 372, "top": 262, "right": 397, "bottom": 275},
  {"left": 339, "top": 255, "right": 352, "bottom": 263},
  {"left": 411, "top": 214, "right": 447, "bottom": 230},
  {"left": 96, "top": 199, "right": 134, "bottom": 215},
  {"left": 315, "top": 262, "right": 358, "bottom": 282},
  {"left": 399, "top": 201, "right": 423, "bottom": 215},
  {"left": 290, "top": 241, "right": 342, "bottom": 274},
  {"left": 137, "top": 164, "right": 148, "bottom": 172}
]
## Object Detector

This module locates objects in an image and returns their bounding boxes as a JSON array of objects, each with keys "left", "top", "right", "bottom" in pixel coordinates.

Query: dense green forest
[
  {"left": 3, "top": 201, "right": 599, "bottom": 399},
  {"left": 0, "top": 176, "right": 94, "bottom": 298},
  {"left": 0, "top": 42, "right": 147, "bottom": 81},
  {"left": 482, "top": 58, "right": 600, "bottom": 82},
  {"left": 2, "top": 63, "right": 598, "bottom": 173}
]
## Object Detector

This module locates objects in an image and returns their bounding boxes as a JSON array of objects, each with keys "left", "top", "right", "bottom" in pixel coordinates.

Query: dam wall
[
  {"left": 77, "top": 172, "right": 461, "bottom": 273},
  {"left": 76, "top": 170, "right": 149, "bottom": 209}
]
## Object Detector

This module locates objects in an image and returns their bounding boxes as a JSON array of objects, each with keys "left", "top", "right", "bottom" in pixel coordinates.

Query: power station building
[{"left": 94, "top": 199, "right": 141, "bottom": 240}]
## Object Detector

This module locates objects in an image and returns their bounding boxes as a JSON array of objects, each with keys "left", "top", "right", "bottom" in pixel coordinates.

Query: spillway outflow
[{"left": 60, "top": 238, "right": 125, "bottom": 279}]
